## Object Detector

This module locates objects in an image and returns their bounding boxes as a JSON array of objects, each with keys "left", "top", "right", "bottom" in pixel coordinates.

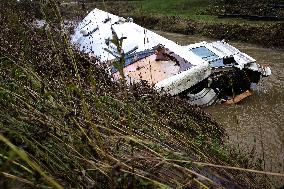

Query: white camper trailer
[{"left": 71, "top": 9, "right": 271, "bottom": 106}]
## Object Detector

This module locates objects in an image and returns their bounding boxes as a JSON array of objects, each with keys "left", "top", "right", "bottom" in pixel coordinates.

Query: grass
[
  {"left": 135, "top": 0, "right": 209, "bottom": 14},
  {"left": 0, "top": 0, "right": 279, "bottom": 188},
  {"left": 98, "top": 0, "right": 283, "bottom": 25},
  {"left": 133, "top": 0, "right": 214, "bottom": 21},
  {"left": 82, "top": 0, "right": 283, "bottom": 47},
  {"left": 61, "top": 0, "right": 283, "bottom": 29}
]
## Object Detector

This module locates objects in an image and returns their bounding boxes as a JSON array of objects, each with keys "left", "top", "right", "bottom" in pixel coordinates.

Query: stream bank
[
  {"left": 74, "top": 1, "right": 284, "bottom": 48},
  {"left": 121, "top": 13, "right": 284, "bottom": 48},
  {"left": 155, "top": 31, "right": 284, "bottom": 187}
]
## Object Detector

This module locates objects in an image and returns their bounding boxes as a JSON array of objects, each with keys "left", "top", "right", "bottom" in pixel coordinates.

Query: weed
[{"left": 0, "top": 1, "right": 279, "bottom": 188}]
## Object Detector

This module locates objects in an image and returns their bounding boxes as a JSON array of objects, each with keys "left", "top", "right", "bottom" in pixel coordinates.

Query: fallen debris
[
  {"left": 71, "top": 9, "right": 271, "bottom": 106},
  {"left": 224, "top": 90, "right": 252, "bottom": 105}
]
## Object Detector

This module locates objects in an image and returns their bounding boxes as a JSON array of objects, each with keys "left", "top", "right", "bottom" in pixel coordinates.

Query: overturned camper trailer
[{"left": 71, "top": 9, "right": 271, "bottom": 106}]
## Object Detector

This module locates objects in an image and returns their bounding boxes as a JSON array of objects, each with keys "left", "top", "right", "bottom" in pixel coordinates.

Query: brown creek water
[{"left": 156, "top": 31, "right": 284, "bottom": 187}]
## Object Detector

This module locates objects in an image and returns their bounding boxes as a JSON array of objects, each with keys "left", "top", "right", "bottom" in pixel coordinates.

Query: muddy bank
[
  {"left": 122, "top": 13, "right": 284, "bottom": 48},
  {"left": 1, "top": 2, "right": 269, "bottom": 188},
  {"left": 61, "top": 1, "right": 284, "bottom": 48},
  {"left": 155, "top": 31, "right": 284, "bottom": 187},
  {"left": 210, "top": 0, "right": 284, "bottom": 18}
]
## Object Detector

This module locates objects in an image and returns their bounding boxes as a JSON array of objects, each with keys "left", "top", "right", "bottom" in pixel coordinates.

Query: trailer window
[{"left": 192, "top": 47, "right": 218, "bottom": 61}]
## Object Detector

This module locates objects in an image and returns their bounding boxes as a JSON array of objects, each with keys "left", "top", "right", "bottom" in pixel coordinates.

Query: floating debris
[{"left": 72, "top": 9, "right": 271, "bottom": 106}]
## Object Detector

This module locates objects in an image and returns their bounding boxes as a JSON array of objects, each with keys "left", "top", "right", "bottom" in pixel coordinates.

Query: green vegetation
[
  {"left": 130, "top": 0, "right": 222, "bottom": 24},
  {"left": 133, "top": 0, "right": 213, "bottom": 22},
  {"left": 0, "top": 0, "right": 275, "bottom": 188},
  {"left": 104, "top": 0, "right": 283, "bottom": 25},
  {"left": 85, "top": 0, "right": 283, "bottom": 47}
]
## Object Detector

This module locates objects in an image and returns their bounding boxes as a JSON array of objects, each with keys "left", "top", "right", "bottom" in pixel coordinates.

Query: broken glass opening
[{"left": 192, "top": 47, "right": 219, "bottom": 61}]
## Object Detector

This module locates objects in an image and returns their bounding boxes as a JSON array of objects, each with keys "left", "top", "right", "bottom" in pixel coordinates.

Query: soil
[{"left": 122, "top": 13, "right": 284, "bottom": 48}]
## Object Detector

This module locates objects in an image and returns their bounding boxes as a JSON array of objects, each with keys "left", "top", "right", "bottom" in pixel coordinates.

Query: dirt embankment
[
  {"left": 0, "top": 1, "right": 273, "bottom": 188},
  {"left": 63, "top": 1, "right": 284, "bottom": 48},
  {"left": 122, "top": 13, "right": 284, "bottom": 48}
]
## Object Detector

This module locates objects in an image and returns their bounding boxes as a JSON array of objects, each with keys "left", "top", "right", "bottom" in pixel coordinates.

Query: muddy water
[{"left": 156, "top": 31, "right": 284, "bottom": 186}]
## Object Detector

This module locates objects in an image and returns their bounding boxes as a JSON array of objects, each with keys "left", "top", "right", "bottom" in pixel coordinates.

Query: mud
[
  {"left": 126, "top": 14, "right": 284, "bottom": 48},
  {"left": 155, "top": 31, "right": 284, "bottom": 187}
]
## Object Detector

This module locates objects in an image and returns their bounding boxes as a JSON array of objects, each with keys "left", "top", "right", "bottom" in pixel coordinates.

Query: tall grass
[{"left": 0, "top": 0, "right": 280, "bottom": 188}]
